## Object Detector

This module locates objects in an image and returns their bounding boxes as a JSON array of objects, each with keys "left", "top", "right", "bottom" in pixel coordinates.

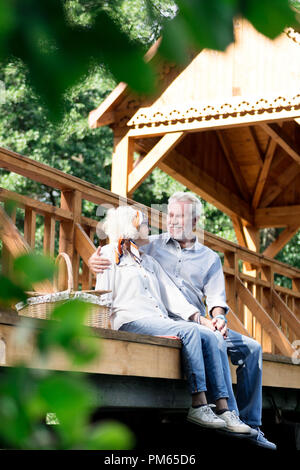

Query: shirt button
[{"left": 178, "top": 260, "right": 182, "bottom": 263}]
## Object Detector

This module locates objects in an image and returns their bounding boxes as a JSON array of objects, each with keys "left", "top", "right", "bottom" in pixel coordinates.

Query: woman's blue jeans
[
  {"left": 120, "top": 315, "right": 230, "bottom": 403},
  {"left": 120, "top": 316, "right": 262, "bottom": 427}
]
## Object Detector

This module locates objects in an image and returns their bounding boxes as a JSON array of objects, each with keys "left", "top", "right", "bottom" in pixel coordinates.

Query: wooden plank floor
[{"left": 0, "top": 311, "right": 299, "bottom": 389}]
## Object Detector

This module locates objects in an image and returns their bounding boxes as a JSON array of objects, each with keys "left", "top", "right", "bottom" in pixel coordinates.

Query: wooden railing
[
  {"left": 0, "top": 146, "right": 300, "bottom": 358},
  {"left": 203, "top": 231, "right": 300, "bottom": 357}
]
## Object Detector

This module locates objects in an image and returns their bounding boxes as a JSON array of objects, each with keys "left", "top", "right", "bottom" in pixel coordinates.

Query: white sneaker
[
  {"left": 217, "top": 410, "right": 252, "bottom": 434},
  {"left": 187, "top": 405, "right": 226, "bottom": 429}
]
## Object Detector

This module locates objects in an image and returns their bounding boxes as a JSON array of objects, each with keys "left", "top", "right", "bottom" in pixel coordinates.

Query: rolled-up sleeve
[
  {"left": 203, "top": 255, "right": 229, "bottom": 316},
  {"left": 95, "top": 246, "right": 114, "bottom": 306},
  {"left": 153, "top": 261, "right": 198, "bottom": 321}
]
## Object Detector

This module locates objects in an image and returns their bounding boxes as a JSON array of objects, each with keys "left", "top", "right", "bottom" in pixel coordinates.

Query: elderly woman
[{"left": 95, "top": 205, "right": 252, "bottom": 434}]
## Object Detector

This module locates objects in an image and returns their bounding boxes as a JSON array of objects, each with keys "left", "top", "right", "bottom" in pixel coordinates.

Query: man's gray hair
[{"left": 168, "top": 191, "right": 202, "bottom": 218}]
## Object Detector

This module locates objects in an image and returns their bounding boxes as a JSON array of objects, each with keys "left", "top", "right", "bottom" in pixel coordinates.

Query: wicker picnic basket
[{"left": 15, "top": 252, "right": 112, "bottom": 329}]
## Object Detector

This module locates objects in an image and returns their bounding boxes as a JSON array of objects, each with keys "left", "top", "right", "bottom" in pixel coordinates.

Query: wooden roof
[{"left": 89, "top": 19, "right": 300, "bottom": 257}]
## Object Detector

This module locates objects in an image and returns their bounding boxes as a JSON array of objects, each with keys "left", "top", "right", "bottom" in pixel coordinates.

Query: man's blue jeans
[
  {"left": 224, "top": 328, "right": 263, "bottom": 427},
  {"left": 120, "top": 316, "right": 263, "bottom": 427},
  {"left": 120, "top": 315, "right": 230, "bottom": 403}
]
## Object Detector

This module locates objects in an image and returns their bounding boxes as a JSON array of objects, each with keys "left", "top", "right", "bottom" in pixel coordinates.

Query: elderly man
[{"left": 89, "top": 192, "right": 276, "bottom": 450}]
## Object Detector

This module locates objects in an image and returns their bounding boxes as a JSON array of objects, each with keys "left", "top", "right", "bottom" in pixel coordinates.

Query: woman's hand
[
  {"left": 212, "top": 317, "right": 228, "bottom": 338},
  {"left": 189, "top": 312, "right": 216, "bottom": 332},
  {"left": 88, "top": 246, "right": 111, "bottom": 274}
]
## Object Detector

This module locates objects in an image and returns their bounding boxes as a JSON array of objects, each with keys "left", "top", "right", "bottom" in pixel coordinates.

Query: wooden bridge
[{"left": 0, "top": 145, "right": 299, "bottom": 416}]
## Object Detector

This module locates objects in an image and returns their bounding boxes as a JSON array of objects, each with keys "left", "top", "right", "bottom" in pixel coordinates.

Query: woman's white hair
[
  {"left": 102, "top": 206, "right": 140, "bottom": 242},
  {"left": 168, "top": 191, "right": 202, "bottom": 218}
]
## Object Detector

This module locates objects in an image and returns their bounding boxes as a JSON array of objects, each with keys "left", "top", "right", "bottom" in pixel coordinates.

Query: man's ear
[{"left": 192, "top": 216, "right": 199, "bottom": 231}]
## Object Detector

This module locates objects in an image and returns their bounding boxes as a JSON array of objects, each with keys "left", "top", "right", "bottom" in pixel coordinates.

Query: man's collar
[{"left": 164, "top": 231, "right": 202, "bottom": 249}]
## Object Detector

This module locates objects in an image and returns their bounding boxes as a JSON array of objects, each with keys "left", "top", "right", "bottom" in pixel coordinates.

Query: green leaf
[
  {"left": 13, "top": 253, "right": 56, "bottom": 286},
  {"left": 37, "top": 299, "right": 100, "bottom": 365},
  {"left": 241, "top": 0, "right": 297, "bottom": 39},
  {"left": 0, "top": 275, "right": 27, "bottom": 304},
  {"left": 83, "top": 421, "right": 135, "bottom": 450},
  {"left": 160, "top": 0, "right": 237, "bottom": 59},
  {"left": 38, "top": 372, "right": 95, "bottom": 441},
  {"left": 159, "top": 15, "right": 192, "bottom": 64},
  {"left": 2, "top": 0, "right": 155, "bottom": 121}
]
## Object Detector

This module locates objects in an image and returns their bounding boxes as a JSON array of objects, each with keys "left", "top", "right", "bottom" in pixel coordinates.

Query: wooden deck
[{"left": 1, "top": 311, "right": 299, "bottom": 403}]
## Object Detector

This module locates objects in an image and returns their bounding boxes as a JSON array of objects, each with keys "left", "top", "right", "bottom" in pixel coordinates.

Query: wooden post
[
  {"left": 24, "top": 207, "right": 36, "bottom": 250},
  {"left": 0, "top": 206, "right": 54, "bottom": 293},
  {"left": 81, "top": 226, "right": 96, "bottom": 290},
  {"left": 292, "top": 277, "right": 300, "bottom": 322},
  {"left": 43, "top": 215, "right": 56, "bottom": 257},
  {"left": 2, "top": 202, "right": 16, "bottom": 276},
  {"left": 58, "top": 190, "right": 82, "bottom": 290},
  {"left": 261, "top": 265, "right": 274, "bottom": 353},
  {"left": 111, "top": 134, "right": 134, "bottom": 197},
  {"left": 224, "top": 250, "right": 238, "bottom": 316},
  {"left": 241, "top": 225, "right": 260, "bottom": 337}
]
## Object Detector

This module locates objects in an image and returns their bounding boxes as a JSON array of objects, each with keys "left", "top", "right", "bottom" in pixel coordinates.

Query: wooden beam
[
  {"left": 260, "top": 122, "right": 300, "bottom": 165},
  {"left": 88, "top": 82, "right": 127, "bottom": 129},
  {"left": 128, "top": 132, "right": 185, "bottom": 194},
  {"left": 248, "top": 126, "right": 264, "bottom": 167},
  {"left": 272, "top": 289, "right": 300, "bottom": 339},
  {"left": 227, "top": 309, "right": 251, "bottom": 337},
  {"left": 259, "top": 160, "right": 300, "bottom": 208},
  {"left": 236, "top": 277, "right": 295, "bottom": 357},
  {"left": 262, "top": 225, "right": 299, "bottom": 258},
  {"left": 0, "top": 187, "right": 73, "bottom": 221},
  {"left": 58, "top": 190, "right": 82, "bottom": 289},
  {"left": 23, "top": 208, "right": 36, "bottom": 250},
  {"left": 0, "top": 206, "right": 54, "bottom": 293},
  {"left": 158, "top": 149, "right": 254, "bottom": 225},
  {"left": 0, "top": 146, "right": 142, "bottom": 209},
  {"left": 255, "top": 205, "right": 300, "bottom": 228},
  {"left": 216, "top": 131, "right": 251, "bottom": 201},
  {"left": 43, "top": 216, "right": 56, "bottom": 257},
  {"left": 127, "top": 110, "right": 300, "bottom": 138},
  {"left": 2, "top": 202, "right": 16, "bottom": 277},
  {"left": 252, "top": 138, "right": 277, "bottom": 209},
  {"left": 111, "top": 135, "right": 134, "bottom": 197},
  {"left": 74, "top": 223, "right": 96, "bottom": 266},
  {"left": 1, "top": 312, "right": 300, "bottom": 388},
  {"left": 231, "top": 215, "right": 248, "bottom": 247}
]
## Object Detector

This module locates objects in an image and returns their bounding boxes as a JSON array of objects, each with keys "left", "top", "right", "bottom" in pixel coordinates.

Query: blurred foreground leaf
[
  {"left": 13, "top": 253, "right": 56, "bottom": 289},
  {"left": 83, "top": 421, "right": 136, "bottom": 450},
  {"left": 37, "top": 299, "right": 100, "bottom": 366},
  {"left": 0, "top": 0, "right": 155, "bottom": 120},
  {"left": 0, "top": 253, "right": 133, "bottom": 450},
  {"left": 0, "top": 275, "right": 27, "bottom": 306}
]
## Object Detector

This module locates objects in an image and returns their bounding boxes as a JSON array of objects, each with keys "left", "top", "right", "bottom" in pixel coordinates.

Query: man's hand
[{"left": 88, "top": 246, "right": 111, "bottom": 274}]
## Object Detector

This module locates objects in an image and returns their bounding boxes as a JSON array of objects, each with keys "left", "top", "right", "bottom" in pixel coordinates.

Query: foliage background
[{"left": 0, "top": 0, "right": 299, "bottom": 276}]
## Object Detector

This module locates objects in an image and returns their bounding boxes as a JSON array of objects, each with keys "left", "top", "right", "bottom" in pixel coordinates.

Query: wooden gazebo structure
[
  {"left": 88, "top": 19, "right": 300, "bottom": 356},
  {"left": 89, "top": 19, "right": 300, "bottom": 259},
  {"left": 0, "top": 19, "right": 299, "bottom": 424}
]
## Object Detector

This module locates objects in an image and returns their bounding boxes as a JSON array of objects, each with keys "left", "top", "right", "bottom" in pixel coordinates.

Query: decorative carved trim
[
  {"left": 128, "top": 94, "right": 300, "bottom": 128},
  {"left": 285, "top": 27, "right": 300, "bottom": 46}
]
